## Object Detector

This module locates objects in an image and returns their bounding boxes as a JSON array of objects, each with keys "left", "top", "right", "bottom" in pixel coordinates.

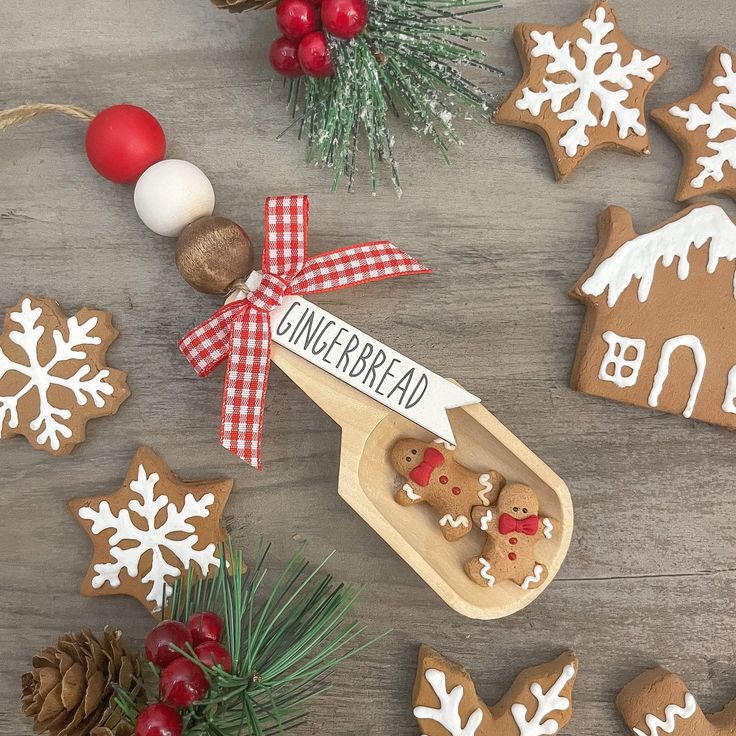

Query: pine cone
[
  {"left": 210, "top": 0, "right": 279, "bottom": 13},
  {"left": 21, "top": 628, "right": 142, "bottom": 736}
]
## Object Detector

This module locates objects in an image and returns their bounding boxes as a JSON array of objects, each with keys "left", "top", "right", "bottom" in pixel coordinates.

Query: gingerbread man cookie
[
  {"left": 465, "top": 483, "right": 556, "bottom": 591},
  {"left": 391, "top": 438, "right": 505, "bottom": 541},
  {"left": 412, "top": 645, "right": 578, "bottom": 736},
  {"left": 652, "top": 47, "right": 736, "bottom": 203},
  {"left": 617, "top": 667, "right": 736, "bottom": 736},
  {"left": 495, "top": 0, "right": 668, "bottom": 181}
]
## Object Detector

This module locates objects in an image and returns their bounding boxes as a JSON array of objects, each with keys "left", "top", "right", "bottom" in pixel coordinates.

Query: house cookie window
[{"left": 598, "top": 330, "right": 646, "bottom": 388}]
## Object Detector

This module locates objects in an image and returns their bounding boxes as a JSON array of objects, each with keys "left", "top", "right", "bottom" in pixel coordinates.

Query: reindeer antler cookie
[
  {"left": 391, "top": 438, "right": 505, "bottom": 541},
  {"left": 617, "top": 667, "right": 736, "bottom": 736},
  {"left": 465, "top": 483, "right": 556, "bottom": 591},
  {"left": 412, "top": 645, "right": 578, "bottom": 736}
]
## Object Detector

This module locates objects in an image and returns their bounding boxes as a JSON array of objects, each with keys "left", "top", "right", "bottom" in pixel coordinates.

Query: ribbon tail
[{"left": 219, "top": 309, "right": 272, "bottom": 470}]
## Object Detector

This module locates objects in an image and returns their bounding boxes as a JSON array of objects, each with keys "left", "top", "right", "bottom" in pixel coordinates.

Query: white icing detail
[
  {"left": 723, "top": 365, "right": 736, "bottom": 414},
  {"left": 434, "top": 438, "right": 456, "bottom": 450},
  {"left": 581, "top": 205, "right": 736, "bottom": 307},
  {"left": 515, "top": 6, "right": 662, "bottom": 157},
  {"left": 647, "top": 335, "right": 706, "bottom": 419},
  {"left": 439, "top": 514, "right": 469, "bottom": 528},
  {"left": 479, "top": 510, "right": 494, "bottom": 531},
  {"left": 631, "top": 692, "right": 697, "bottom": 736},
  {"left": 0, "top": 298, "right": 114, "bottom": 451},
  {"left": 77, "top": 463, "right": 221, "bottom": 611},
  {"left": 402, "top": 483, "right": 422, "bottom": 501},
  {"left": 478, "top": 557, "right": 495, "bottom": 588},
  {"left": 511, "top": 663, "right": 576, "bottom": 736},
  {"left": 521, "top": 564, "right": 545, "bottom": 590},
  {"left": 542, "top": 518, "right": 553, "bottom": 539},
  {"left": 599, "top": 331, "right": 646, "bottom": 387},
  {"left": 670, "top": 53, "right": 736, "bottom": 189},
  {"left": 413, "top": 668, "right": 483, "bottom": 736},
  {"left": 477, "top": 473, "right": 493, "bottom": 505}
]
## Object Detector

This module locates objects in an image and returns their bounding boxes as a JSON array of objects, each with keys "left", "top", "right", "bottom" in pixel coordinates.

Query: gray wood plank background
[{"left": 1, "top": 1, "right": 735, "bottom": 734}]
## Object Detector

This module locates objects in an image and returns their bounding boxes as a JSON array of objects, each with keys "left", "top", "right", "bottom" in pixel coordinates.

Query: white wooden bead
[{"left": 133, "top": 159, "right": 215, "bottom": 238}]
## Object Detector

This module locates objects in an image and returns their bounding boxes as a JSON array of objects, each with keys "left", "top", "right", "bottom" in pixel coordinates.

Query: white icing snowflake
[
  {"left": 670, "top": 52, "right": 736, "bottom": 188},
  {"left": 516, "top": 7, "right": 662, "bottom": 156},
  {"left": 0, "top": 298, "right": 115, "bottom": 451},
  {"left": 414, "top": 669, "right": 483, "bottom": 736},
  {"left": 511, "top": 664, "right": 576, "bottom": 736},
  {"left": 78, "top": 464, "right": 221, "bottom": 610}
]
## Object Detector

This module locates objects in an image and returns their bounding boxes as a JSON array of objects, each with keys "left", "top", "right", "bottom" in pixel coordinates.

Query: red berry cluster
[
  {"left": 269, "top": 0, "right": 368, "bottom": 78},
  {"left": 135, "top": 612, "right": 231, "bottom": 736}
]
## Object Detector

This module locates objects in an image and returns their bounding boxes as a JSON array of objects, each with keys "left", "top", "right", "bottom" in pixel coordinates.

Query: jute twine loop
[{"left": 0, "top": 103, "right": 95, "bottom": 132}]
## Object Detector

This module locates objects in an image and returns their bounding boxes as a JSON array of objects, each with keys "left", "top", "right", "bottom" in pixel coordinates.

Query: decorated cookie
[
  {"left": 652, "top": 47, "right": 736, "bottom": 203},
  {"left": 617, "top": 667, "right": 736, "bottom": 736},
  {"left": 465, "top": 483, "right": 556, "bottom": 591},
  {"left": 391, "top": 438, "right": 505, "bottom": 541},
  {"left": 570, "top": 202, "right": 736, "bottom": 430},
  {"left": 495, "top": 0, "right": 668, "bottom": 181},
  {"left": 69, "top": 447, "right": 232, "bottom": 614},
  {"left": 413, "top": 645, "right": 578, "bottom": 736},
  {"left": 0, "top": 295, "right": 129, "bottom": 455}
]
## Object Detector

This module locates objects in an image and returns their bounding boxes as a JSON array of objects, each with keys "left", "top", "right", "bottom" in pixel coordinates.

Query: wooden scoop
[{"left": 271, "top": 340, "right": 573, "bottom": 620}]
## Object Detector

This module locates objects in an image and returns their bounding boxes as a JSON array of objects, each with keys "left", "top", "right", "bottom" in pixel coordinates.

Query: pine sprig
[
  {"left": 115, "top": 543, "right": 385, "bottom": 736},
  {"left": 279, "top": 0, "right": 502, "bottom": 193}
]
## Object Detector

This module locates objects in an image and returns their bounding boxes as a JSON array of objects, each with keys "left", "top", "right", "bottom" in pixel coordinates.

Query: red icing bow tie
[
  {"left": 179, "top": 195, "right": 430, "bottom": 469},
  {"left": 409, "top": 446, "right": 445, "bottom": 486},
  {"left": 498, "top": 513, "right": 539, "bottom": 536}
]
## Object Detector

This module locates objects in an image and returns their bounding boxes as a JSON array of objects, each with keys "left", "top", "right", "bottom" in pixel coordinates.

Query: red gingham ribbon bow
[{"left": 178, "top": 195, "right": 431, "bottom": 469}]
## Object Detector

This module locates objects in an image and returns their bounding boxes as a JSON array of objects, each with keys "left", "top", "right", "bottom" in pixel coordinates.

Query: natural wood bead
[{"left": 175, "top": 216, "right": 254, "bottom": 294}]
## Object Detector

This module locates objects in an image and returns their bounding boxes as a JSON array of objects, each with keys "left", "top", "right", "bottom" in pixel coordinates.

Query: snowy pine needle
[
  {"left": 115, "top": 543, "right": 385, "bottom": 736},
  {"left": 279, "top": 0, "right": 502, "bottom": 193}
]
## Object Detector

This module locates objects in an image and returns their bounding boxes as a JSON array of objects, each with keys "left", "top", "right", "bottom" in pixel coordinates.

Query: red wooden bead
[
  {"left": 321, "top": 0, "right": 367, "bottom": 39},
  {"left": 85, "top": 104, "right": 166, "bottom": 184},
  {"left": 134, "top": 704, "right": 182, "bottom": 736},
  {"left": 269, "top": 36, "right": 303, "bottom": 78},
  {"left": 297, "top": 31, "right": 334, "bottom": 77},
  {"left": 276, "top": 0, "right": 319, "bottom": 40}
]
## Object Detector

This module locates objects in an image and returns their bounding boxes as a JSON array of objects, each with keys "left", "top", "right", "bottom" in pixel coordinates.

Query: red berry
[
  {"left": 195, "top": 641, "right": 233, "bottom": 673},
  {"left": 269, "top": 36, "right": 303, "bottom": 78},
  {"left": 134, "top": 704, "right": 182, "bottom": 736},
  {"left": 145, "top": 621, "right": 192, "bottom": 668},
  {"left": 160, "top": 657, "right": 209, "bottom": 708},
  {"left": 276, "top": 0, "right": 319, "bottom": 40},
  {"left": 187, "top": 611, "right": 224, "bottom": 645},
  {"left": 297, "top": 31, "right": 334, "bottom": 77},
  {"left": 321, "top": 0, "right": 367, "bottom": 39},
  {"left": 85, "top": 104, "right": 166, "bottom": 184}
]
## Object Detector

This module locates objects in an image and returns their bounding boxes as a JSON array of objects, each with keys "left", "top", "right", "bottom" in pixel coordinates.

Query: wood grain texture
[{"left": 1, "top": 1, "right": 735, "bottom": 734}]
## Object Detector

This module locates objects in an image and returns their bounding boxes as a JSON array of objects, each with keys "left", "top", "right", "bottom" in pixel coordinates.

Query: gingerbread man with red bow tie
[
  {"left": 465, "top": 483, "right": 557, "bottom": 590},
  {"left": 390, "top": 438, "right": 505, "bottom": 541}
]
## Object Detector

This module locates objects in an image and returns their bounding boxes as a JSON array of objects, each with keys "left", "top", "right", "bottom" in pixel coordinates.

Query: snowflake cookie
[
  {"left": 652, "top": 47, "right": 736, "bottom": 203},
  {"left": 412, "top": 645, "right": 577, "bottom": 736},
  {"left": 617, "top": 667, "right": 736, "bottom": 736},
  {"left": 68, "top": 447, "right": 232, "bottom": 614},
  {"left": 0, "top": 295, "right": 129, "bottom": 456},
  {"left": 495, "top": 0, "right": 668, "bottom": 181}
]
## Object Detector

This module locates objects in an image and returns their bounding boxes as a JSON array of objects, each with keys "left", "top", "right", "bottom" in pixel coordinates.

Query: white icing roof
[{"left": 581, "top": 204, "right": 736, "bottom": 307}]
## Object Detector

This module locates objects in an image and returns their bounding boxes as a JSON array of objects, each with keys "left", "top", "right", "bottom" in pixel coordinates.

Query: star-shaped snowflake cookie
[
  {"left": 69, "top": 447, "right": 232, "bottom": 614},
  {"left": 495, "top": 0, "right": 668, "bottom": 181},
  {"left": 0, "top": 295, "right": 129, "bottom": 456},
  {"left": 652, "top": 47, "right": 736, "bottom": 202}
]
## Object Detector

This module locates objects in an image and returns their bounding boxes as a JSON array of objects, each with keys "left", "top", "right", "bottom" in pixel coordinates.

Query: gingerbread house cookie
[
  {"left": 495, "top": 0, "right": 668, "bottom": 181},
  {"left": 617, "top": 667, "right": 736, "bottom": 736},
  {"left": 653, "top": 47, "right": 736, "bottom": 203},
  {"left": 390, "top": 438, "right": 505, "bottom": 541},
  {"left": 412, "top": 645, "right": 578, "bottom": 736},
  {"left": 465, "top": 483, "right": 556, "bottom": 591},
  {"left": 570, "top": 202, "right": 736, "bottom": 430}
]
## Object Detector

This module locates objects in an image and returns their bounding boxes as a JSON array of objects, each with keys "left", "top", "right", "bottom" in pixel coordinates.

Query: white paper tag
[{"left": 244, "top": 272, "right": 479, "bottom": 444}]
